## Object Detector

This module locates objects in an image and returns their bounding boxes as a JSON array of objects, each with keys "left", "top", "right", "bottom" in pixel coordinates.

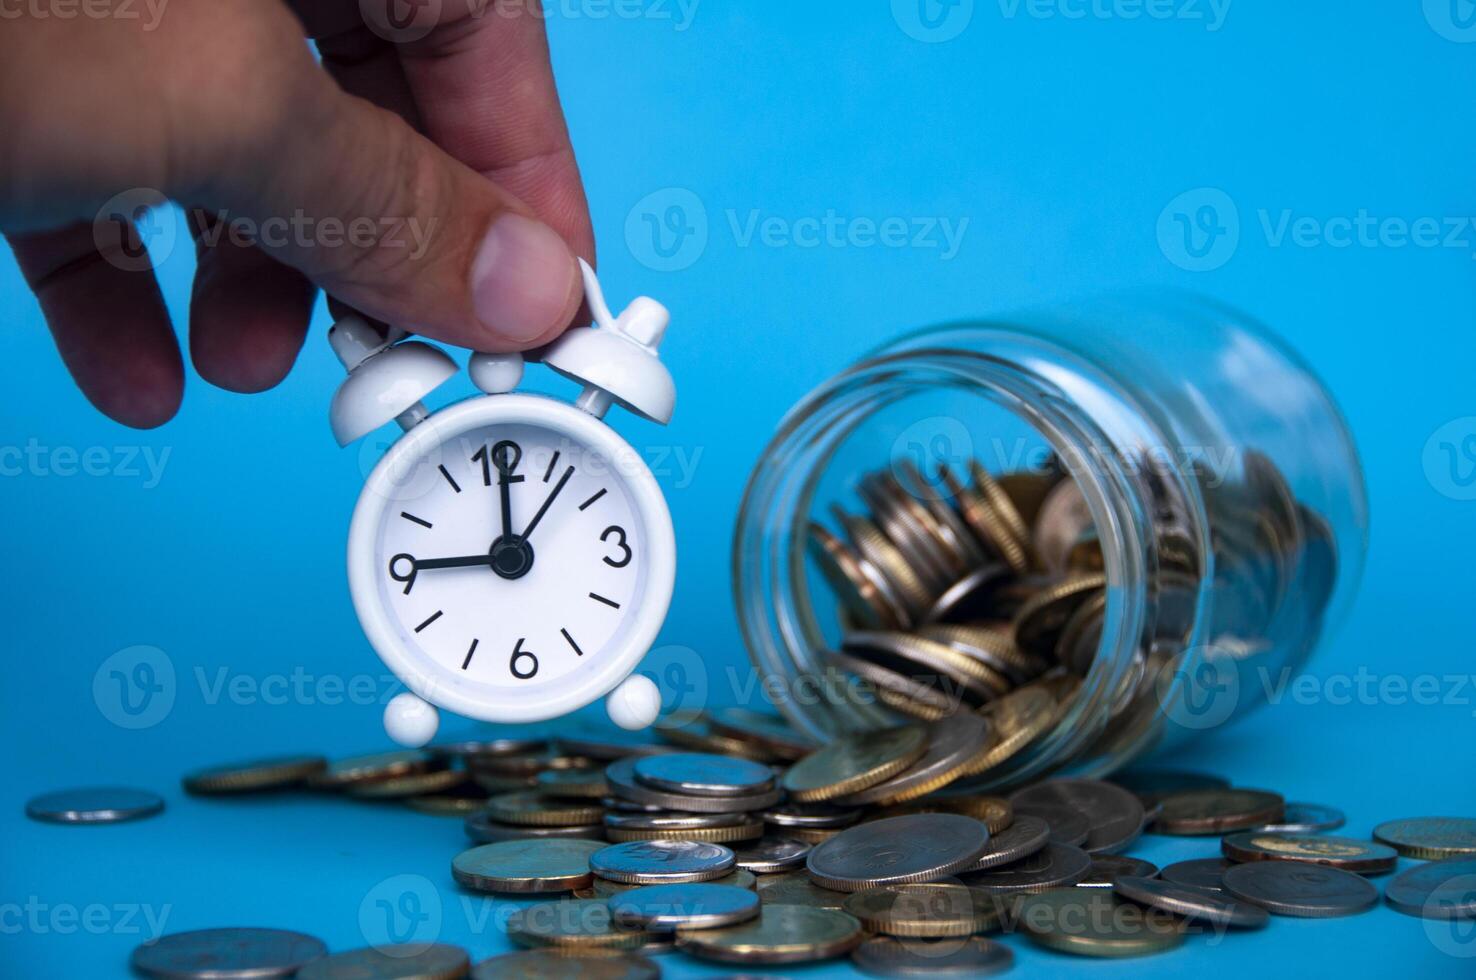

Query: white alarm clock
[{"left": 328, "top": 262, "right": 676, "bottom": 747}]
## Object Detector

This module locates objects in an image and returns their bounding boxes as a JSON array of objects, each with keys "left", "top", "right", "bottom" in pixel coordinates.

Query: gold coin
[
  {"left": 676, "top": 905, "right": 865, "bottom": 965},
  {"left": 485, "top": 791, "right": 605, "bottom": 827},
  {"left": 1017, "top": 888, "right": 1185, "bottom": 958},
  {"left": 808, "top": 522, "right": 909, "bottom": 631},
  {"left": 845, "top": 632, "right": 1013, "bottom": 702},
  {"left": 969, "top": 460, "right": 1035, "bottom": 564},
  {"left": 507, "top": 900, "right": 648, "bottom": 951},
  {"left": 823, "top": 653, "right": 960, "bottom": 719},
  {"left": 1373, "top": 817, "right": 1476, "bottom": 860},
  {"left": 753, "top": 870, "right": 849, "bottom": 909},
  {"left": 308, "top": 750, "right": 436, "bottom": 789},
  {"left": 347, "top": 768, "right": 467, "bottom": 800},
  {"left": 874, "top": 686, "right": 950, "bottom": 722},
  {"left": 843, "top": 883, "right": 1004, "bottom": 938},
  {"left": 782, "top": 725, "right": 930, "bottom": 803},
  {"left": 872, "top": 795, "right": 1012, "bottom": 834},
  {"left": 405, "top": 792, "right": 488, "bottom": 817},
  {"left": 536, "top": 769, "right": 610, "bottom": 799},
  {"left": 1012, "top": 574, "right": 1107, "bottom": 659},
  {"left": 181, "top": 755, "right": 327, "bottom": 795},
  {"left": 835, "top": 508, "right": 935, "bottom": 616},
  {"left": 961, "top": 685, "right": 1058, "bottom": 777},
  {"left": 296, "top": 943, "right": 468, "bottom": 980},
  {"left": 939, "top": 465, "right": 1029, "bottom": 574},
  {"left": 451, "top": 839, "right": 604, "bottom": 894},
  {"left": 592, "top": 868, "right": 757, "bottom": 898},
  {"left": 606, "top": 819, "right": 764, "bottom": 844},
  {"left": 776, "top": 826, "right": 843, "bottom": 845},
  {"left": 468, "top": 949, "right": 660, "bottom": 980},
  {"left": 836, "top": 714, "right": 991, "bottom": 806}
]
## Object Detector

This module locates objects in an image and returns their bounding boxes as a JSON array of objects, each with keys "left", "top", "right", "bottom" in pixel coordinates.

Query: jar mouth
[{"left": 733, "top": 339, "right": 1213, "bottom": 784}]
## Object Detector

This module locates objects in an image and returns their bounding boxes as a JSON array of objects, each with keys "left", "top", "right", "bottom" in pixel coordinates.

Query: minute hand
[
  {"left": 415, "top": 554, "right": 496, "bottom": 570},
  {"left": 520, "top": 466, "right": 574, "bottom": 542}
]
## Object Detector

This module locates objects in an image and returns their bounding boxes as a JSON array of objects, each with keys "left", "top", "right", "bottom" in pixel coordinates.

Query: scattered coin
[
  {"left": 405, "top": 790, "right": 490, "bottom": 817},
  {"left": 1017, "top": 887, "right": 1185, "bottom": 957},
  {"left": 1009, "top": 779, "right": 1145, "bottom": 854},
  {"left": 464, "top": 811, "right": 605, "bottom": 843},
  {"left": 1078, "top": 855, "right": 1159, "bottom": 888},
  {"left": 874, "top": 795, "right": 1012, "bottom": 834},
  {"left": 962, "top": 814, "right": 1051, "bottom": 872},
  {"left": 611, "top": 883, "right": 760, "bottom": 931},
  {"left": 675, "top": 904, "right": 865, "bottom": 965},
  {"left": 451, "top": 839, "right": 604, "bottom": 893},
  {"left": 535, "top": 768, "right": 610, "bottom": 799},
  {"left": 1221, "top": 831, "right": 1398, "bottom": 875},
  {"left": 131, "top": 927, "right": 327, "bottom": 979},
  {"left": 763, "top": 803, "right": 863, "bottom": 829},
  {"left": 605, "top": 757, "right": 780, "bottom": 813},
  {"left": 1252, "top": 801, "right": 1345, "bottom": 834},
  {"left": 730, "top": 836, "right": 811, "bottom": 873},
  {"left": 632, "top": 753, "right": 776, "bottom": 797},
  {"left": 964, "top": 842, "right": 1092, "bottom": 893},
  {"left": 1152, "top": 788, "right": 1284, "bottom": 835},
  {"left": 835, "top": 715, "right": 992, "bottom": 806},
  {"left": 753, "top": 869, "right": 850, "bottom": 909},
  {"left": 806, "top": 814, "right": 991, "bottom": 891},
  {"left": 1159, "top": 858, "right": 1233, "bottom": 892},
  {"left": 469, "top": 949, "right": 659, "bottom": 980},
  {"left": 432, "top": 738, "right": 545, "bottom": 760},
  {"left": 1113, "top": 875, "right": 1269, "bottom": 928},
  {"left": 506, "top": 900, "right": 648, "bottom": 951},
  {"left": 308, "top": 750, "right": 436, "bottom": 790},
  {"left": 843, "top": 883, "right": 1004, "bottom": 937},
  {"left": 555, "top": 730, "right": 671, "bottom": 760},
  {"left": 605, "top": 818, "right": 764, "bottom": 844},
  {"left": 26, "top": 787, "right": 165, "bottom": 825},
  {"left": 1373, "top": 817, "right": 1476, "bottom": 860},
  {"left": 295, "top": 943, "right": 469, "bottom": 980},
  {"left": 591, "top": 840, "right": 737, "bottom": 884},
  {"left": 1011, "top": 803, "right": 1089, "bottom": 848},
  {"left": 851, "top": 935, "right": 1013, "bottom": 978},
  {"left": 592, "top": 868, "right": 758, "bottom": 899},
  {"left": 1221, "top": 860, "right": 1378, "bottom": 918},
  {"left": 782, "top": 726, "right": 930, "bottom": 803},
  {"left": 1108, "top": 769, "right": 1230, "bottom": 807},
  {"left": 347, "top": 769, "right": 468, "bottom": 800},
  {"left": 1385, "top": 857, "right": 1476, "bottom": 919},
  {"left": 181, "top": 756, "right": 327, "bottom": 795},
  {"left": 484, "top": 791, "right": 605, "bottom": 827},
  {"left": 604, "top": 811, "right": 750, "bottom": 832}
]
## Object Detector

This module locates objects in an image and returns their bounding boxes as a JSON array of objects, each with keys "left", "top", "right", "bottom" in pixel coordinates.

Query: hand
[
  {"left": 0, "top": 1, "right": 594, "bottom": 429},
  {"left": 521, "top": 464, "right": 574, "bottom": 542}
]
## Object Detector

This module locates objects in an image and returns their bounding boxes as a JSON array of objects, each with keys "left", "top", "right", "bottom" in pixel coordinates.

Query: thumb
[{"left": 192, "top": 80, "right": 582, "bottom": 352}]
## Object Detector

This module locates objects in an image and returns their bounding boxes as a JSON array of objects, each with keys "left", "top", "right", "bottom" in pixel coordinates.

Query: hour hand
[{"left": 388, "top": 552, "right": 494, "bottom": 595}]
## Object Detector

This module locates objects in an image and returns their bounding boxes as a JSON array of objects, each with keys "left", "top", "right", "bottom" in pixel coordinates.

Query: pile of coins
[
  {"left": 806, "top": 452, "right": 1338, "bottom": 781},
  {"left": 31, "top": 708, "right": 1471, "bottom": 977}
]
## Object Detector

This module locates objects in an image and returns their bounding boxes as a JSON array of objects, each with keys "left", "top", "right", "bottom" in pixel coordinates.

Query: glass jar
[{"left": 733, "top": 296, "right": 1367, "bottom": 787}]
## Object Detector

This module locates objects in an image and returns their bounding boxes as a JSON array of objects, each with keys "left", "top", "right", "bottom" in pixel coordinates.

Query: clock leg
[
  {"left": 384, "top": 692, "right": 440, "bottom": 747},
  {"left": 606, "top": 674, "right": 662, "bottom": 731}
]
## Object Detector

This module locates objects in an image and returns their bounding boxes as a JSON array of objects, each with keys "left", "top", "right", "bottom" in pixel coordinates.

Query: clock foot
[
  {"left": 606, "top": 674, "right": 662, "bottom": 731},
  {"left": 384, "top": 692, "right": 439, "bottom": 747}
]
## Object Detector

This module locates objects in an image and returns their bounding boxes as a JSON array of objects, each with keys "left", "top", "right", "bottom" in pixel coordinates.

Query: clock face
[{"left": 362, "top": 416, "right": 655, "bottom": 702}]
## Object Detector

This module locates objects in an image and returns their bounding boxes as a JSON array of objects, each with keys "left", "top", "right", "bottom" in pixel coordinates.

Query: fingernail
[{"left": 470, "top": 213, "right": 577, "bottom": 343}]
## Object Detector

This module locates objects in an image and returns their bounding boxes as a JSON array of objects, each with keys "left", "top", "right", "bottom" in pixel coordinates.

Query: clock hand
[
  {"left": 520, "top": 466, "right": 574, "bottom": 542},
  {"left": 414, "top": 554, "right": 498, "bottom": 570},
  {"left": 491, "top": 440, "right": 523, "bottom": 542}
]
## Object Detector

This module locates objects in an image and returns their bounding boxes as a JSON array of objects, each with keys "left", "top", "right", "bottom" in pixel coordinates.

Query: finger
[{"left": 7, "top": 222, "right": 183, "bottom": 428}]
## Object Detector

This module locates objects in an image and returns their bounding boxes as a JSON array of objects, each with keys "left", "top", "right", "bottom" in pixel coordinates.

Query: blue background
[{"left": 4, "top": 2, "right": 1475, "bottom": 976}]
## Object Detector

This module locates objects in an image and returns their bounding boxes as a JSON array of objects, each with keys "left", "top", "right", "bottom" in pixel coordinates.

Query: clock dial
[{"left": 372, "top": 421, "right": 647, "bottom": 693}]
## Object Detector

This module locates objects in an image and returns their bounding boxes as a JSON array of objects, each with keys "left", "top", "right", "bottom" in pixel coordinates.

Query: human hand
[{"left": 0, "top": 0, "right": 593, "bottom": 428}]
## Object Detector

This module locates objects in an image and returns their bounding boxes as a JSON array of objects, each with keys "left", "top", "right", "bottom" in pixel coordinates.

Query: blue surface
[{"left": 4, "top": 3, "right": 1476, "bottom": 976}]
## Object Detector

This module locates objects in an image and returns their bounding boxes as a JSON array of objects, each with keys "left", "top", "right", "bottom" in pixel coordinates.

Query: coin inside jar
[
  {"left": 632, "top": 753, "right": 775, "bottom": 797},
  {"left": 591, "top": 839, "right": 737, "bottom": 884},
  {"left": 610, "top": 883, "right": 760, "bottom": 931}
]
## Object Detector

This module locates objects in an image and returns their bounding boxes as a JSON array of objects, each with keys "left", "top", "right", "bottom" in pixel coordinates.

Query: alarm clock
[{"left": 328, "top": 261, "right": 676, "bottom": 747}]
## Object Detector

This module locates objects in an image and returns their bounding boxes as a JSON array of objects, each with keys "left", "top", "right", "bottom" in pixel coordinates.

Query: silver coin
[
  {"left": 1078, "top": 855, "right": 1159, "bottom": 888},
  {"left": 632, "top": 753, "right": 775, "bottom": 797},
  {"left": 1159, "top": 858, "right": 1232, "bottom": 892},
  {"left": 1033, "top": 478, "right": 1093, "bottom": 573},
  {"left": 1011, "top": 803, "right": 1089, "bottom": 848},
  {"left": 1252, "top": 802, "right": 1346, "bottom": 834},
  {"left": 807, "top": 814, "right": 991, "bottom": 892},
  {"left": 851, "top": 935, "right": 1014, "bottom": 977},
  {"left": 606, "top": 757, "right": 780, "bottom": 813},
  {"left": 1114, "top": 875, "right": 1269, "bottom": 928},
  {"left": 604, "top": 811, "right": 751, "bottom": 832},
  {"left": 1222, "top": 860, "right": 1378, "bottom": 918},
  {"left": 26, "top": 787, "right": 164, "bottom": 825},
  {"left": 131, "top": 928, "right": 327, "bottom": 979},
  {"left": 611, "top": 883, "right": 760, "bottom": 931},
  {"left": 763, "top": 804, "right": 863, "bottom": 830},
  {"left": 1386, "top": 857, "right": 1476, "bottom": 920},
  {"left": 963, "top": 814, "right": 1051, "bottom": 872},
  {"left": 464, "top": 811, "right": 605, "bottom": 843},
  {"left": 430, "top": 737, "right": 546, "bottom": 760},
  {"left": 731, "top": 836, "right": 812, "bottom": 873},
  {"left": 295, "top": 943, "right": 469, "bottom": 980},
  {"left": 924, "top": 564, "right": 1013, "bottom": 624},
  {"left": 834, "top": 714, "right": 992, "bottom": 806},
  {"left": 1009, "top": 779, "right": 1145, "bottom": 854},
  {"left": 591, "top": 840, "right": 737, "bottom": 884},
  {"left": 964, "top": 842, "right": 1092, "bottom": 893}
]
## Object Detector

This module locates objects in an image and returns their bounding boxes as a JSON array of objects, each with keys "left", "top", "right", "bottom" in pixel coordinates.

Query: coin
[
  {"left": 535, "top": 768, "right": 610, "bottom": 799},
  {"left": 653, "top": 711, "right": 776, "bottom": 761},
  {"left": 838, "top": 507, "right": 937, "bottom": 616},
  {"left": 451, "top": 839, "right": 604, "bottom": 893},
  {"left": 809, "top": 520, "right": 911, "bottom": 630},
  {"left": 1221, "top": 831, "right": 1398, "bottom": 875},
  {"left": 851, "top": 935, "right": 1013, "bottom": 978},
  {"left": 823, "top": 651, "right": 962, "bottom": 719},
  {"left": 707, "top": 706, "right": 818, "bottom": 760},
  {"left": 753, "top": 869, "right": 849, "bottom": 909},
  {"left": 555, "top": 728, "right": 671, "bottom": 761},
  {"left": 843, "top": 883, "right": 1004, "bottom": 937},
  {"left": 591, "top": 840, "right": 736, "bottom": 884},
  {"left": 605, "top": 757, "right": 780, "bottom": 813},
  {"left": 844, "top": 632, "right": 1011, "bottom": 703},
  {"left": 1252, "top": 801, "right": 1345, "bottom": 834},
  {"left": 939, "top": 466, "right": 1029, "bottom": 574},
  {"left": 1221, "top": 860, "right": 1378, "bottom": 917},
  {"left": 1011, "top": 803, "right": 1089, "bottom": 848},
  {"left": 295, "top": 943, "right": 469, "bottom": 980},
  {"left": 469, "top": 949, "right": 659, "bottom": 980},
  {"left": 594, "top": 868, "right": 757, "bottom": 898},
  {"left": 131, "top": 927, "right": 327, "bottom": 979},
  {"left": 432, "top": 737, "right": 546, "bottom": 760},
  {"left": 924, "top": 565, "right": 1013, "bottom": 624},
  {"left": 730, "top": 836, "right": 812, "bottom": 873},
  {"left": 873, "top": 795, "right": 1012, "bottom": 834},
  {"left": 675, "top": 904, "right": 865, "bottom": 965},
  {"left": 632, "top": 753, "right": 775, "bottom": 797},
  {"left": 1373, "top": 817, "right": 1476, "bottom": 860},
  {"left": 483, "top": 791, "right": 605, "bottom": 827},
  {"left": 962, "top": 685, "right": 1058, "bottom": 776},
  {"left": 406, "top": 790, "right": 490, "bottom": 817},
  {"left": 604, "top": 811, "right": 750, "bottom": 832},
  {"left": 806, "top": 814, "right": 991, "bottom": 891},
  {"left": 506, "top": 900, "right": 648, "bottom": 951},
  {"left": 1159, "top": 858, "right": 1233, "bottom": 892},
  {"left": 764, "top": 803, "right": 862, "bottom": 829},
  {"left": 25, "top": 787, "right": 164, "bottom": 825},
  {"left": 1385, "top": 857, "right": 1476, "bottom": 919},
  {"left": 1151, "top": 788, "right": 1284, "bottom": 835},
  {"left": 464, "top": 811, "right": 605, "bottom": 844},
  {"left": 962, "top": 814, "right": 1051, "bottom": 872},
  {"left": 1113, "top": 875, "right": 1269, "bottom": 928},
  {"left": 606, "top": 819, "right": 764, "bottom": 844},
  {"left": 964, "top": 842, "right": 1092, "bottom": 893},
  {"left": 1033, "top": 478, "right": 1093, "bottom": 574},
  {"left": 1017, "top": 887, "right": 1185, "bottom": 957},
  {"left": 835, "top": 715, "right": 992, "bottom": 806},
  {"left": 1078, "top": 855, "right": 1159, "bottom": 888},
  {"left": 1012, "top": 574, "right": 1106, "bottom": 659},
  {"left": 181, "top": 756, "right": 327, "bottom": 795},
  {"left": 781, "top": 725, "right": 930, "bottom": 803},
  {"left": 309, "top": 750, "right": 436, "bottom": 789},
  {"left": 347, "top": 769, "right": 468, "bottom": 800},
  {"left": 471, "top": 748, "right": 596, "bottom": 778},
  {"left": 610, "top": 883, "right": 760, "bottom": 931},
  {"left": 1009, "top": 779, "right": 1145, "bottom": 854}
]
